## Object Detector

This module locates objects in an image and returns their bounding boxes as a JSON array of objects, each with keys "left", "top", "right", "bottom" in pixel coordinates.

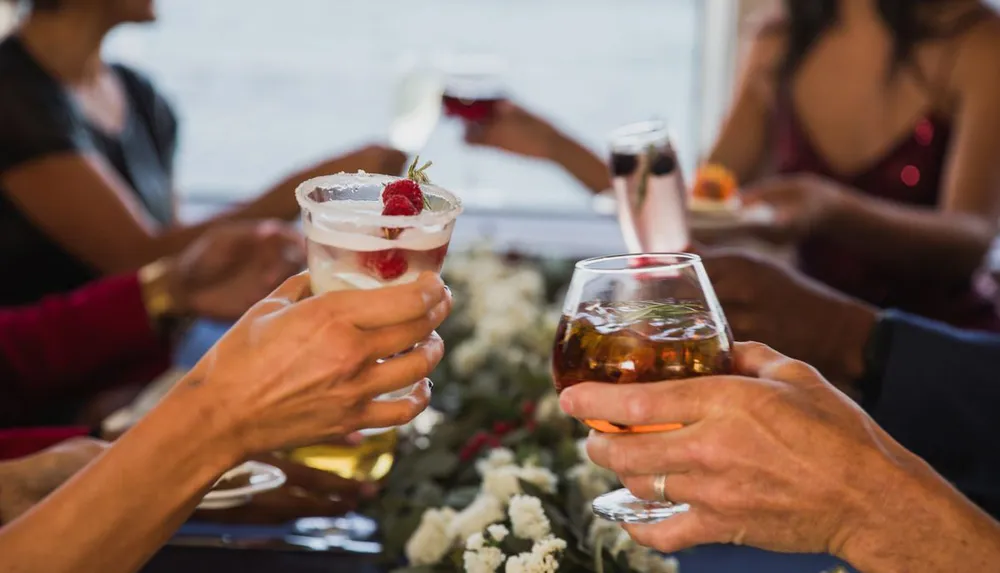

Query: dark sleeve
[
  {"left": 0, "top": 427, "right": 92, "bottom": 462},
  {"left": 114, "top": 65, "right": 179, "bottom": 173},
  {"left": 870, "top": 310, "right": 1000, "bottom": 519},
  {"left": 0, "top": 73, "right": 94, "bottom": 174},
  {"left": 0, "top": 274, "right": 161, "bottom": 400}
]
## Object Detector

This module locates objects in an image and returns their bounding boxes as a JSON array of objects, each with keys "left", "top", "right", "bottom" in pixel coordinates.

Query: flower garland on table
[{"left": 363, "top": 248, "right": 678, "bottom": 573}]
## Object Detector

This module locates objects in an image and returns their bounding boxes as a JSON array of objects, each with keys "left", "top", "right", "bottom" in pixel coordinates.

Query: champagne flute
[
  {"left": 610, "top": 120, "right": 690, "bottom": 253},
  {"left": 551, "top": 253, "right": 734, "bottom": 523}
]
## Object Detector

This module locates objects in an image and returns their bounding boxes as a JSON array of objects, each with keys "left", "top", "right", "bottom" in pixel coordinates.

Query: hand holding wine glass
[
  {"left": 559, "top": 342, "right": 952, "bottom": 564},
  {"left": 551, "top": 253, "right": 733, "bottom": 523}
]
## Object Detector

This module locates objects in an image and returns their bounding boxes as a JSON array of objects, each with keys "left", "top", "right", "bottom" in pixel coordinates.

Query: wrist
[
  {"left": 838, "top": 301, "right": 879, "bottom": 383},
  {"left": 139, "top": 258, "right": 187, "bottom": 321},
  {"left": 153, "top": 368, "right": 248, "bottom": 467},
  {"left": 838, "top": 453, "right": 1000, "bottom": 572}
]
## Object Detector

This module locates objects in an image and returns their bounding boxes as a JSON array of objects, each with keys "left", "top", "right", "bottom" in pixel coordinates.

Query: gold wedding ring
[{"left": 653, "top": 474, "right": 669, "bottom": 503}]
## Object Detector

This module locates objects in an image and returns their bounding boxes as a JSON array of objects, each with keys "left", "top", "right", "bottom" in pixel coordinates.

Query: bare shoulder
[{"left": 950, "top": 10, "right": 1000, "bottom": 93}]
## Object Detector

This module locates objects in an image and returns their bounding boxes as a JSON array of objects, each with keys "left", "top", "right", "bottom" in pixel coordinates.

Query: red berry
[
  {"left": 383, "top": 179, "right": 425, "bottom": 213},
  {"left": 361, "top": 249, "right": 408, "bottom": 280},
  {"left": 381, "top": 194, "right": 420, "bottom": 217},
  {"left": 492, "top": 421, "right": 516, "bottom": 436}
]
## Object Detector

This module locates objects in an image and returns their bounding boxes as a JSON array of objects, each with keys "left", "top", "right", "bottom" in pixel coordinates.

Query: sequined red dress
[{"left": 772, "top": 91, "right": 1000, "bottom": 332}]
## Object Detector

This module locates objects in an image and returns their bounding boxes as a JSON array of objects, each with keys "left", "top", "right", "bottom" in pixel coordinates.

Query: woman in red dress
[{"left": 469, "top": 1, "right": 1000, "bottom": 332}]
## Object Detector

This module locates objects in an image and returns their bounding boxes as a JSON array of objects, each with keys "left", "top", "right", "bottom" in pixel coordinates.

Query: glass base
[{"left": 592, "top": 488, "right": 690, "bottom": 524}]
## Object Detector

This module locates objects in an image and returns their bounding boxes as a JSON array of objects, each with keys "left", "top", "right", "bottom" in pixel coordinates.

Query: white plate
[
  {"left": 689, "top": 203, "right": 776, "bottom": 231},
  {"left": 197, "top": 461, "right": 287, "bottom": 510}
]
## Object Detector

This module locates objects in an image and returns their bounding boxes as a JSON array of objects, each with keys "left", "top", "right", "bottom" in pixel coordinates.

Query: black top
[
  {"left": 0, "top": 36, "right": 178, "bottom": 306},
  {"left": 868, "top": 310, "right": 1000, "bottom": 520}
]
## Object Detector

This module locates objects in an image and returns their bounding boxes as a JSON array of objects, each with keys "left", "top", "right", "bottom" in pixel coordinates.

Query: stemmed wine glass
[
  {"left": 438, "top": 53, "right": 507, "bottom": 203},
  {"left": 551, "top": 253, "right": 734, "bottom": 523}
]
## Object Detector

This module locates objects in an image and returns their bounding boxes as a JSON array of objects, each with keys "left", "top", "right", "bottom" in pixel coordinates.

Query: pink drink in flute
[
  {"left": 290, "top": 158, "right": 462, "bottom": 481},
  {"left": 610, "top": 120, "right": 690, "bottom": 253}
]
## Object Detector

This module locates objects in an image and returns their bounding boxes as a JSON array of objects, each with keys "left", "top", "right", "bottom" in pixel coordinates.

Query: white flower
[
  {"left": 517, "top": 465, "right": 558, "bottom": 494},
  {"left": 503, "top": 547, "right": 560, "bottom": 573},
  {"left": 531, "top": 536, "right": 567, "bottom": 559},
  {"left": 567, "top": 464, "right": 617, "bottom": 502},
  {"left": 466, "top": 532, "right": 487, "bottom": 551},
  {"left": 483, "top": 466, "right": 523, "bottom": 503},
  {"left": 404, "top": 507, "right": 455, "bottom": 566},
  {"left": 451, "top": 337, "right": 493, "bottom": 376},
  {"left": 487, "top": 524, "right": 509, "bottom": 543},
  {"left": 534, "top": 392, "right": 564, "bottom": 424},
  {"left": 464, "top": 546, "right": 506, "bottom": 573},
  {"left": 476, "top": 448, "right": 517, "bottom": 476},
  {"left": 508, "top": 495, "right": 551, "bottom": 541},
  {"left": 448, "top": 494, "right": 506, "bottom": 542},
  {"left": 587, "top": 519, "right": 623, "bottom": 551}
]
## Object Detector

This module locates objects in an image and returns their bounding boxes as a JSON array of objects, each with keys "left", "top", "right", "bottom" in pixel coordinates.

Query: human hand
[
  {"left": 163, "top": 220, "right": 304, "bottom": 321},
  {"left": 740, "top": 173, "right": 848, "bottom": 243},
  {"left": 559, "top": 342, "right": 917, "bottom": 558},
  {"left": 464, "top": 101, "right": 561, "bottom": 160},
  {"left": 195, "top": 450, "right": 378, "bottom": 525},
  {"left": 166, "top": 271, "right": 450, "bottom": 459},
  {"left": 702, "top": 249, "right": 876, "bottom": 386},
  {"left": 0, "top": 438, "right": 110, "bottom": 524}
]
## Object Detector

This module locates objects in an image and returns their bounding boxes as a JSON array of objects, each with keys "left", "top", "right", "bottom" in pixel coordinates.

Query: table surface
[{"left": 145, "top": 544, "right": 852, "bottom": 573}]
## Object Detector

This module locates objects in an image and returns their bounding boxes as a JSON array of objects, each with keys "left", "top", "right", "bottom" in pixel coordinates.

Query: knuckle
[{"left": 624, "top": 392, "right": 652, "bottom": 424}]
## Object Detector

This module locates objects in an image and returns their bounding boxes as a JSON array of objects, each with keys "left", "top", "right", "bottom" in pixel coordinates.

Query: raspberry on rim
[{"left": 382, "top": 156, "right": 433, "bottom": 212}]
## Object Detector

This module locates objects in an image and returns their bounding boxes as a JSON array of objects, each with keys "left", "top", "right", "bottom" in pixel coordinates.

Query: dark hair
[{"left": 780, "top": 0, "right": 990, "bottom": 80}]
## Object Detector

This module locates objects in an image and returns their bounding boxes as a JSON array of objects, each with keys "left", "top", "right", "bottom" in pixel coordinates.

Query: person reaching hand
[{"left": 0, "top": 220, "right": 303, "bottom": 428}]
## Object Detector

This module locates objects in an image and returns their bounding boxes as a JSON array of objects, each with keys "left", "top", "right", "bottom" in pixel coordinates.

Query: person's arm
[
  {"left": 860, "top": 309, "right": 1000, "bottom": 519},
  {"left": 0, "top": 273, "right": 161, "bottom": 400},
  {"left": 1, "top": 144, "right": 399, "bottom": 274},
  {"left": 839, "top": 451, "right": 1000, "bottom": 573},
  {"left": 0, "top": 388, "right": 237, "bottom": 573},
  {"left": 704, "top": 15, "right": 786, "bottom": 184}
]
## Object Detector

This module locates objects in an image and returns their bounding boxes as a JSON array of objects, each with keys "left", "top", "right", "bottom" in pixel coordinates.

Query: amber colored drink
[{"left": 552, "top": 300, "right": 733, "bottom": 433}]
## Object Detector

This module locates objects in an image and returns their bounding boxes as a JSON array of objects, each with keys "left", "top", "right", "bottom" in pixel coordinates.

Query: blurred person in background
[
  {"left": 0, "top": 0, "right": 407, "bottom": 307},
  {"left": 474, "top": 0, "right": 1000, "bottom": 332},
  {"left": 0, "top": 220, "right": 301, "bottom": 428}
]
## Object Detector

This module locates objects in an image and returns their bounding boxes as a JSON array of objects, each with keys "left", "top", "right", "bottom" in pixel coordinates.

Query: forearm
[
  {"left": 822, "top": 188, "right": 995, "bottom": 280},
  {"left": 0, "top": 274, "right": 160, "bottom": 397},
  {"left": 545, "top": 131, "right": 610, "bottom": 194},
  {"left": 841, "top": 455, "right": 1000, "bottom": 573},
  {"left": 0, "top": 393, "right": 236, "bottom": 573},
  {"left": 231, "top": 150, "right": 394, "bottom": 221}
]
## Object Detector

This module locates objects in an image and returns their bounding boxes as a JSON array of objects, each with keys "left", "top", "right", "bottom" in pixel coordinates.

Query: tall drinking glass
[
  {"left": 610, "top": 121, "right": 690, "bottom": 253},
  {"left": 552, "top": 253, "right": 733, "bottom": 523},
  {"left": 291, "top": 172, "right": 462, "bottom": 481}
]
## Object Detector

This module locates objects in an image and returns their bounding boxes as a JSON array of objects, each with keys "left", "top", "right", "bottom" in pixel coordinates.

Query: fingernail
[
  {"left": 443, "top": 284, "right": 451, "bottom": 297},
  {"left": 361, "top": 483, "right": 379, "bottom": 497},
  {"left": 558, "top": 391, "right": 574, "bottom": 415}
]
